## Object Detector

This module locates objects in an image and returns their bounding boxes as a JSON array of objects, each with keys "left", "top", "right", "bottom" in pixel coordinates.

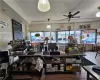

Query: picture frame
[
  {"left": 79, "top": 24, "right": 91, "bottom": 29},
  {"left": 12, "top": 19, "right": 23, "bottom": 40}
]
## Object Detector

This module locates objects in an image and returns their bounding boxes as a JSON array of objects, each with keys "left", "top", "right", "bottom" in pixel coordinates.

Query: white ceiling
[
  {"left": 2, "top": 0, "right": 100, "bottom": 23},
  {"left": 0, "top": 0, "right": 27, "bottom": 23}
]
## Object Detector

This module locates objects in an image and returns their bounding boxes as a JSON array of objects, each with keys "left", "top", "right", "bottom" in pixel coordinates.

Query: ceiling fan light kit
[
  {"left": 96, "top": 12, "right": 100, "bottom": 17},
  {"left": 96, "top": 7, "right": 100, "bottom": 17},
  {"left": 38, "top": 0, "right": 50, "bottom": 12}
]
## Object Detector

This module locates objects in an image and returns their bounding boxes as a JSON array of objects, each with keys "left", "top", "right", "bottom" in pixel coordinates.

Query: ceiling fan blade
[
  {"left": 63, "top": 15, "right": 68, "bottom": 17},
  {"left": 72, "top": 11, "right": 80, "bottom": 16},
  {"left": 72, "top": 16, "right": 80, "bottom": 18}
]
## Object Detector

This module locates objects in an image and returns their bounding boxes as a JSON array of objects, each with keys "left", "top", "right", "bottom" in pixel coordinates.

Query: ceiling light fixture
[
  {"left": 38, "top": 0, "right": 50, "bottom": 12},
  {"left": 47, "top": 24, "right": 51, "bottom": 29},
  {"left": 47, "top": 19, "right": 51, "bottom": 29},
  {"left": 96, "top": 7, "right": 100, "bottom": 17}
]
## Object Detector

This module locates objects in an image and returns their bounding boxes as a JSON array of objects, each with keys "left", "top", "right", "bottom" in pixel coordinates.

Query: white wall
[
  {"left": 29, "top": 23, "right": 74, "bottom": 32},
  {"left": 0, "top": 12, "right": 13, "bottom": 51},
  {"left": 0, "top": 12, "right": 28, "bottom": 51},
  {"left": 97, "top": 28, "right": 100, "bottom": 32},
  {"left": 29, "top": 20, "right": 100, "bottom": 32}
]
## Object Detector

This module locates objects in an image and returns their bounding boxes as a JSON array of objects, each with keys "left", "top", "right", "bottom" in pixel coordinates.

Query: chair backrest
[
  {"left": 43, "top": 51, "right": 49, "bottom": 55},
  {"left": 48, "top": 43, "right": 57, "bottom": 51}
]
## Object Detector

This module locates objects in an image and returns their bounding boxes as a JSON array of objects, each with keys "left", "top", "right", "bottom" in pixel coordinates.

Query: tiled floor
[
  {"left": 41, "top": 52, "right": 100, "bottom": 80},
  {"left": 85, "top": 52, "right": 100, "bottom": 66}
]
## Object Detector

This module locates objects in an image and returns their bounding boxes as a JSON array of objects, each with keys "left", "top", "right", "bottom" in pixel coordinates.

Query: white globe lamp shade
[
  {"left": 38, "top": 0, "right": 50, "bottom": 12},
  {"left": 96, "top": 12, "right": 100, "bottom": 17},
  {"left": 47, "top": 24, "right": 51, "bottom": 29}
]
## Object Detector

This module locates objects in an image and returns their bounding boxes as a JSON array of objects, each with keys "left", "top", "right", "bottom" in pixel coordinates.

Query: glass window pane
[
  {"left": 70, "top": 31, "right": 74, "bottom": 37},
  {"left": 97, "top": 33, "right": 100, "bottom": 43},
  {"left": 51, "top": 32, "right": 56, "bottom": 43},
  {"left": 57, "top": 31, "right": 66, "bottom": 43},
  {"left": 75, "top": 31, "right": 81, "bottom": 44},
  {"left": 27, "top": 32, "right": 30, "bottom": 40},
  {"left": 44, "top": 32, "right": 50, "bottom": 43},
  {"left": 66, "top": 31, "right": 70, "bottom": 43},
  {"left": 31, "top": 32, "right": 44, "bottom": 43},
  {"left": 82, "top": 30, "right": 96, "bottom": 44},
  {"left": 44, "top": 32, "right": 56, "bottom": 43}
]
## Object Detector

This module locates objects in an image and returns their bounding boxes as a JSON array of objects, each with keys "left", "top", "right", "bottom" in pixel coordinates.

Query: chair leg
[{"left": 95, "top": 53, "right": 98, "bottom": 58}]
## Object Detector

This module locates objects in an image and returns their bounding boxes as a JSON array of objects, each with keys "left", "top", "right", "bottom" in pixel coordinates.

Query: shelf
[
  {"left": 9, "top": 53, "right": 85, "bottom": 57},
  {"left": 45, "top": 70, "right": 73, "bottom": 74},
  {"left": 11, "top": 70, "right": 37, "bottom": 73},
  {"left": 12, "top": 75, "right": 32, "bottom": 80},
  {"left": 9, "top": 54, "right": 41, "bottom": 57},
  {"left": 9, "top": 52, "right": 84, "bottom": 75},
  {"left": 44, "top": 60, "right": 82, "bottom": 64},
  {"left": 42, "top": 54, "right": 85, "bottom": 57}
]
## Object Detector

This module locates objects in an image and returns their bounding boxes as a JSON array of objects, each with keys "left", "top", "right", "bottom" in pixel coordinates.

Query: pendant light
[
  {"left": 38, "top": 0, "right": 50, "bottom": 12},
  {"left": 47, "top": 19, "right": 51, "bottom": 29},
  {"left": 47, "top": 24, "right": 51, "bottom": 29},
  {"left": 96, "top": 7, "right": 100, "bottom": 17}
]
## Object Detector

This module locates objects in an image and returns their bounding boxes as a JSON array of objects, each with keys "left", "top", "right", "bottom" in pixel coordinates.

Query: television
[{"left": 0, "top": 51, "right": 9, "bottom": 63}]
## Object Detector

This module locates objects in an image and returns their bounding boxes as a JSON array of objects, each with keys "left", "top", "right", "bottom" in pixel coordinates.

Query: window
[
  {"left": 44, "top": 32, "right": 50, "bottom": 43},
  {"left": 51, "top": 32, "right": 56, "bottom": 43},
  {"left": 75, "top": 31, "right": 81, "bottom": 44},
  {"left": 57, "top": 31, "right": 66, "bottom": 43},
  {"left": 66, "top": 31, "right": 70, "bottom": 43},
  {"left": 70, "top": 31, "right": 74, "bottom": 37},
  {"left": 97, "top": 32, "right": 100, "bottom": 43},
  {"left": 31, "top": 32, "right": 44, "bottom": 43},
  {"left": 82, "top": 30, "right": 96, "bottom": 44},
  {"left": 44, "top": 32, "right": 56, "bottom": 43}
]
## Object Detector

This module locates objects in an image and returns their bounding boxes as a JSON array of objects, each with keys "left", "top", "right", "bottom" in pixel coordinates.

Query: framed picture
[
  {"left": 87, "top": 24, "right": 90, "bottom": 29},
  {"left": 67, "top": 26, "right": 71, "bottom": 30},
  {"left": 79, "top": 25, "right": 83, "bottom": 29},
  {"left": 12, "top": 19, "right": 23, "bottom": 40},
  {"left": 97, "top": 32, "right": 100, "bottom": 35},
  {"left": 79, "top": 24, "right": 91, "bottom": 29}
]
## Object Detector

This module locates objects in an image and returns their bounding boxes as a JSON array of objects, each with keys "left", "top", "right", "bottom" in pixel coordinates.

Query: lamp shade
[
  {"left": 96, "top": 11, "right": 100, "bottom": 17},
  {"left": 38, "top": 0, "right": 50, "bottom": 12},
  {"left": 47, "top": 24, "right": 51, "bottom": 29},
  {"left": 35, "top": 33, "right": 40, "bottom": 37}
]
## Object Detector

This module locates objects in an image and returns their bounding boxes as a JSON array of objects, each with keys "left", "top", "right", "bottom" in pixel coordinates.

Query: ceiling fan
[{"left": 61, "top": 11, "right": 80, "bottom": 21}]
